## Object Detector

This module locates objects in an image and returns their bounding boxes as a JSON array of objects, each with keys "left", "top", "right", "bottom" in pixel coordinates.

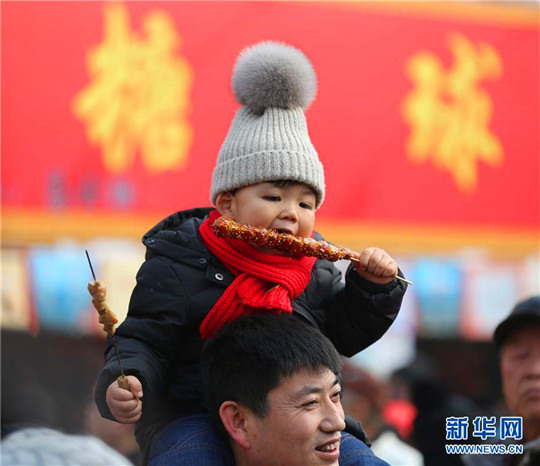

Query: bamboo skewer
[{"left": 85, "top": 250, "right": 130, "bottom": 390}]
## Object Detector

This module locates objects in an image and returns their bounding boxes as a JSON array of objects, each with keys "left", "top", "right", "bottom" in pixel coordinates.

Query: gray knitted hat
[{"left": 210, "top": 41, "right": 325, "bottom": 207}]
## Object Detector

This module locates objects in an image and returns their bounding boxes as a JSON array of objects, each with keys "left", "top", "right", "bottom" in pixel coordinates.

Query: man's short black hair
[{"left": 200, "top": 313, "right": 342, "bottom": 439}]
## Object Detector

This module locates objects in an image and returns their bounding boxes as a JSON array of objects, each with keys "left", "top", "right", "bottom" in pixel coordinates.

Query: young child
[{"left": 93, "top": 41, "right": 408, "bottom": 465}]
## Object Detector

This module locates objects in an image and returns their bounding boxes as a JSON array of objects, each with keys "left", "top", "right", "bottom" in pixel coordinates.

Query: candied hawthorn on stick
[
  {"left": 213, "top": 216, "right": 357, "bottom": 262},
  {"left": 87, "top": 280, "right": 130, "bottom": 390},
  {"left": 85, "top": 250, "right": 131, "bottom": 390},
  {"left": 212, "top": 216, "right": 412, "bottom": 285},
  {"left": 87, "top": 281, "right": 119, "bottom": 335}
]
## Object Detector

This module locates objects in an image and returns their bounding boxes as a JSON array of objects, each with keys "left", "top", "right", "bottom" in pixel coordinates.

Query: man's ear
[
  {"left": 219, "top": 401, "right": 251, "bottom": 449},
  {"left": 215, "top": 192, "right": 234, "bottom": 217}
]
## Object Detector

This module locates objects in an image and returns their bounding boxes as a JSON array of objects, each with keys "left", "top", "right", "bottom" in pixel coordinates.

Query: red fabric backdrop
[{"left": 2, "top": 2, "right": 538, "bottom": 235}]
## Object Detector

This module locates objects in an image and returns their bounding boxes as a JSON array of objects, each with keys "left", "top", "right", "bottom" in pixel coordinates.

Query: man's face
[
  {"left": 228, "top": 182, "right": 316, "bottom": 240},
  {"left": 245, "top": 368, "right": 345, "bottom": 466},
  {"left": 501, "top": 324, "right": 540, "bottom": 427}
]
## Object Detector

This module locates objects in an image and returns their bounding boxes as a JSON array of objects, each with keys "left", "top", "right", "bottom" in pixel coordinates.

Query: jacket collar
[
  {"left": 142, "top": 207, "right": 215, "bottom": 266},
  {"left": 143, "top": 207, "right": 214, "bottom": 240}
]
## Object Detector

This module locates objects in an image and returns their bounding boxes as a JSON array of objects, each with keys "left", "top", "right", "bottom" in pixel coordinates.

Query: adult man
[
  {"left": 201, "top": 313, "right": 389, "bottom": 466},
  {"left": 463, "top": 295, "right": 540, "bottom": 466},
  {"left": 494, "top": 295, "right": 540, "bottom": 465}
]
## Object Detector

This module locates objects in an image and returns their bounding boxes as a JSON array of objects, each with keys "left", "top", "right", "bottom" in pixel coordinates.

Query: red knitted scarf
[{"left": 198, "top": 210, "right": 316, "bottom": 339}]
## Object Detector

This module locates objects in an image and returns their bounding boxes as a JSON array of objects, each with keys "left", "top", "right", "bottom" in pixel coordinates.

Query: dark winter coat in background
[{"left": 95, "top": 207, "right": 407, "bottom": 454}]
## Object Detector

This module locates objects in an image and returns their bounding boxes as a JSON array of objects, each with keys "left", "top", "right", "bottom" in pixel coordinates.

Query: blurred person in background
[
  {"left": 342, "top": 362, "right": 424, "bottom": 465},
  {"left": 385, "top": 368, "right": 419, "bottom": 443},
  {"left": 462, "top": 295, "right": 540, "bottom": 466},
  {"left": 1, "top": 367, "right": 59, "bottom": 439},
  {"left": 1, "top": 365, "right": 133, "bottom": 466},
  {"left": 391, "top": 355, "right": 481, "bottom": 466}
]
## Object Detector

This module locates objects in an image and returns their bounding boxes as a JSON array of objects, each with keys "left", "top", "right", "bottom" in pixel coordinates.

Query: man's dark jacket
[{"left": 95, "top": 208, "right": 407, "bottom": 453}]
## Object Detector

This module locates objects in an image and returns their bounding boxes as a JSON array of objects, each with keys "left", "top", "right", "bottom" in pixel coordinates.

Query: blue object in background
[
  {"left": 28, "top": 246, "right": 92, "bottom": 334},
  {"left": 413, "top": 258, "right": 463, "bottom": 337}
]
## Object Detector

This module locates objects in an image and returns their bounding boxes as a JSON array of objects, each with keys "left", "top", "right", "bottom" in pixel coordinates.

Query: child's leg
[
  {"left": 147, "top": 414, "right": 234, "bottom": 466},
  {"left": 339, "top": 432, "right": 390, "bottom": 466}
]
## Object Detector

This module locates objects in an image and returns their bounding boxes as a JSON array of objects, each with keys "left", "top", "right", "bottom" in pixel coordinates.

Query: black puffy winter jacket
[{"left": 95, "top": 207, "right": 407, "bottom": 453}]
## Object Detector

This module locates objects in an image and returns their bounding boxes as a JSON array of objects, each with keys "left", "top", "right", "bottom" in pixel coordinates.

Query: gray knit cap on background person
[
  {"left": 1, "top": 427, "right": 133, "bottom": 466},
  {"left": 210, "top": 41, "right": 326, "bottom": 207}
]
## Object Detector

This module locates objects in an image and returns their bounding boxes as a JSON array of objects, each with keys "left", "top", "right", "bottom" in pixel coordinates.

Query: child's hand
[
  {"left": 106, "top": 375, "right": 143, "bottom": 423},
  {"left": 352, "top": 247, "right": 398, "bottom": 285}
]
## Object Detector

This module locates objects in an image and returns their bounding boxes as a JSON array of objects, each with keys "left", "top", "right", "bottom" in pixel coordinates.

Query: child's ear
[
  {"left": 215, "top": 192, "right": 234, "bottom": 217},
  {"left": 219, "top": 401, "right": 251, "bottom": 449}
]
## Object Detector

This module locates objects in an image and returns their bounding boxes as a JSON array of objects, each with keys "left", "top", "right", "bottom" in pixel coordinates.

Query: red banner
[{"left": 2, "top": 2, "right": 538, "bottom": 244}]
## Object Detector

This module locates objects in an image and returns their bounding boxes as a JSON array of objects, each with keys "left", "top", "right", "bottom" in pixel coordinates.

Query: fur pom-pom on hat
[
  {"left": 232, "top": 41, "right": 318, "bottom": 114},
  {"left": 211, "top": 40, "right": 325, "bottom": 207}
]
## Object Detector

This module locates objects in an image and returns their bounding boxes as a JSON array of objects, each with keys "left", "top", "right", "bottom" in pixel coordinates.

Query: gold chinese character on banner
[
  {"left": 72, "top": 3, "right": 193, "bottom": 174},
  {"left": 402, "top": 33, "right": 503, "bottom": 192}
]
